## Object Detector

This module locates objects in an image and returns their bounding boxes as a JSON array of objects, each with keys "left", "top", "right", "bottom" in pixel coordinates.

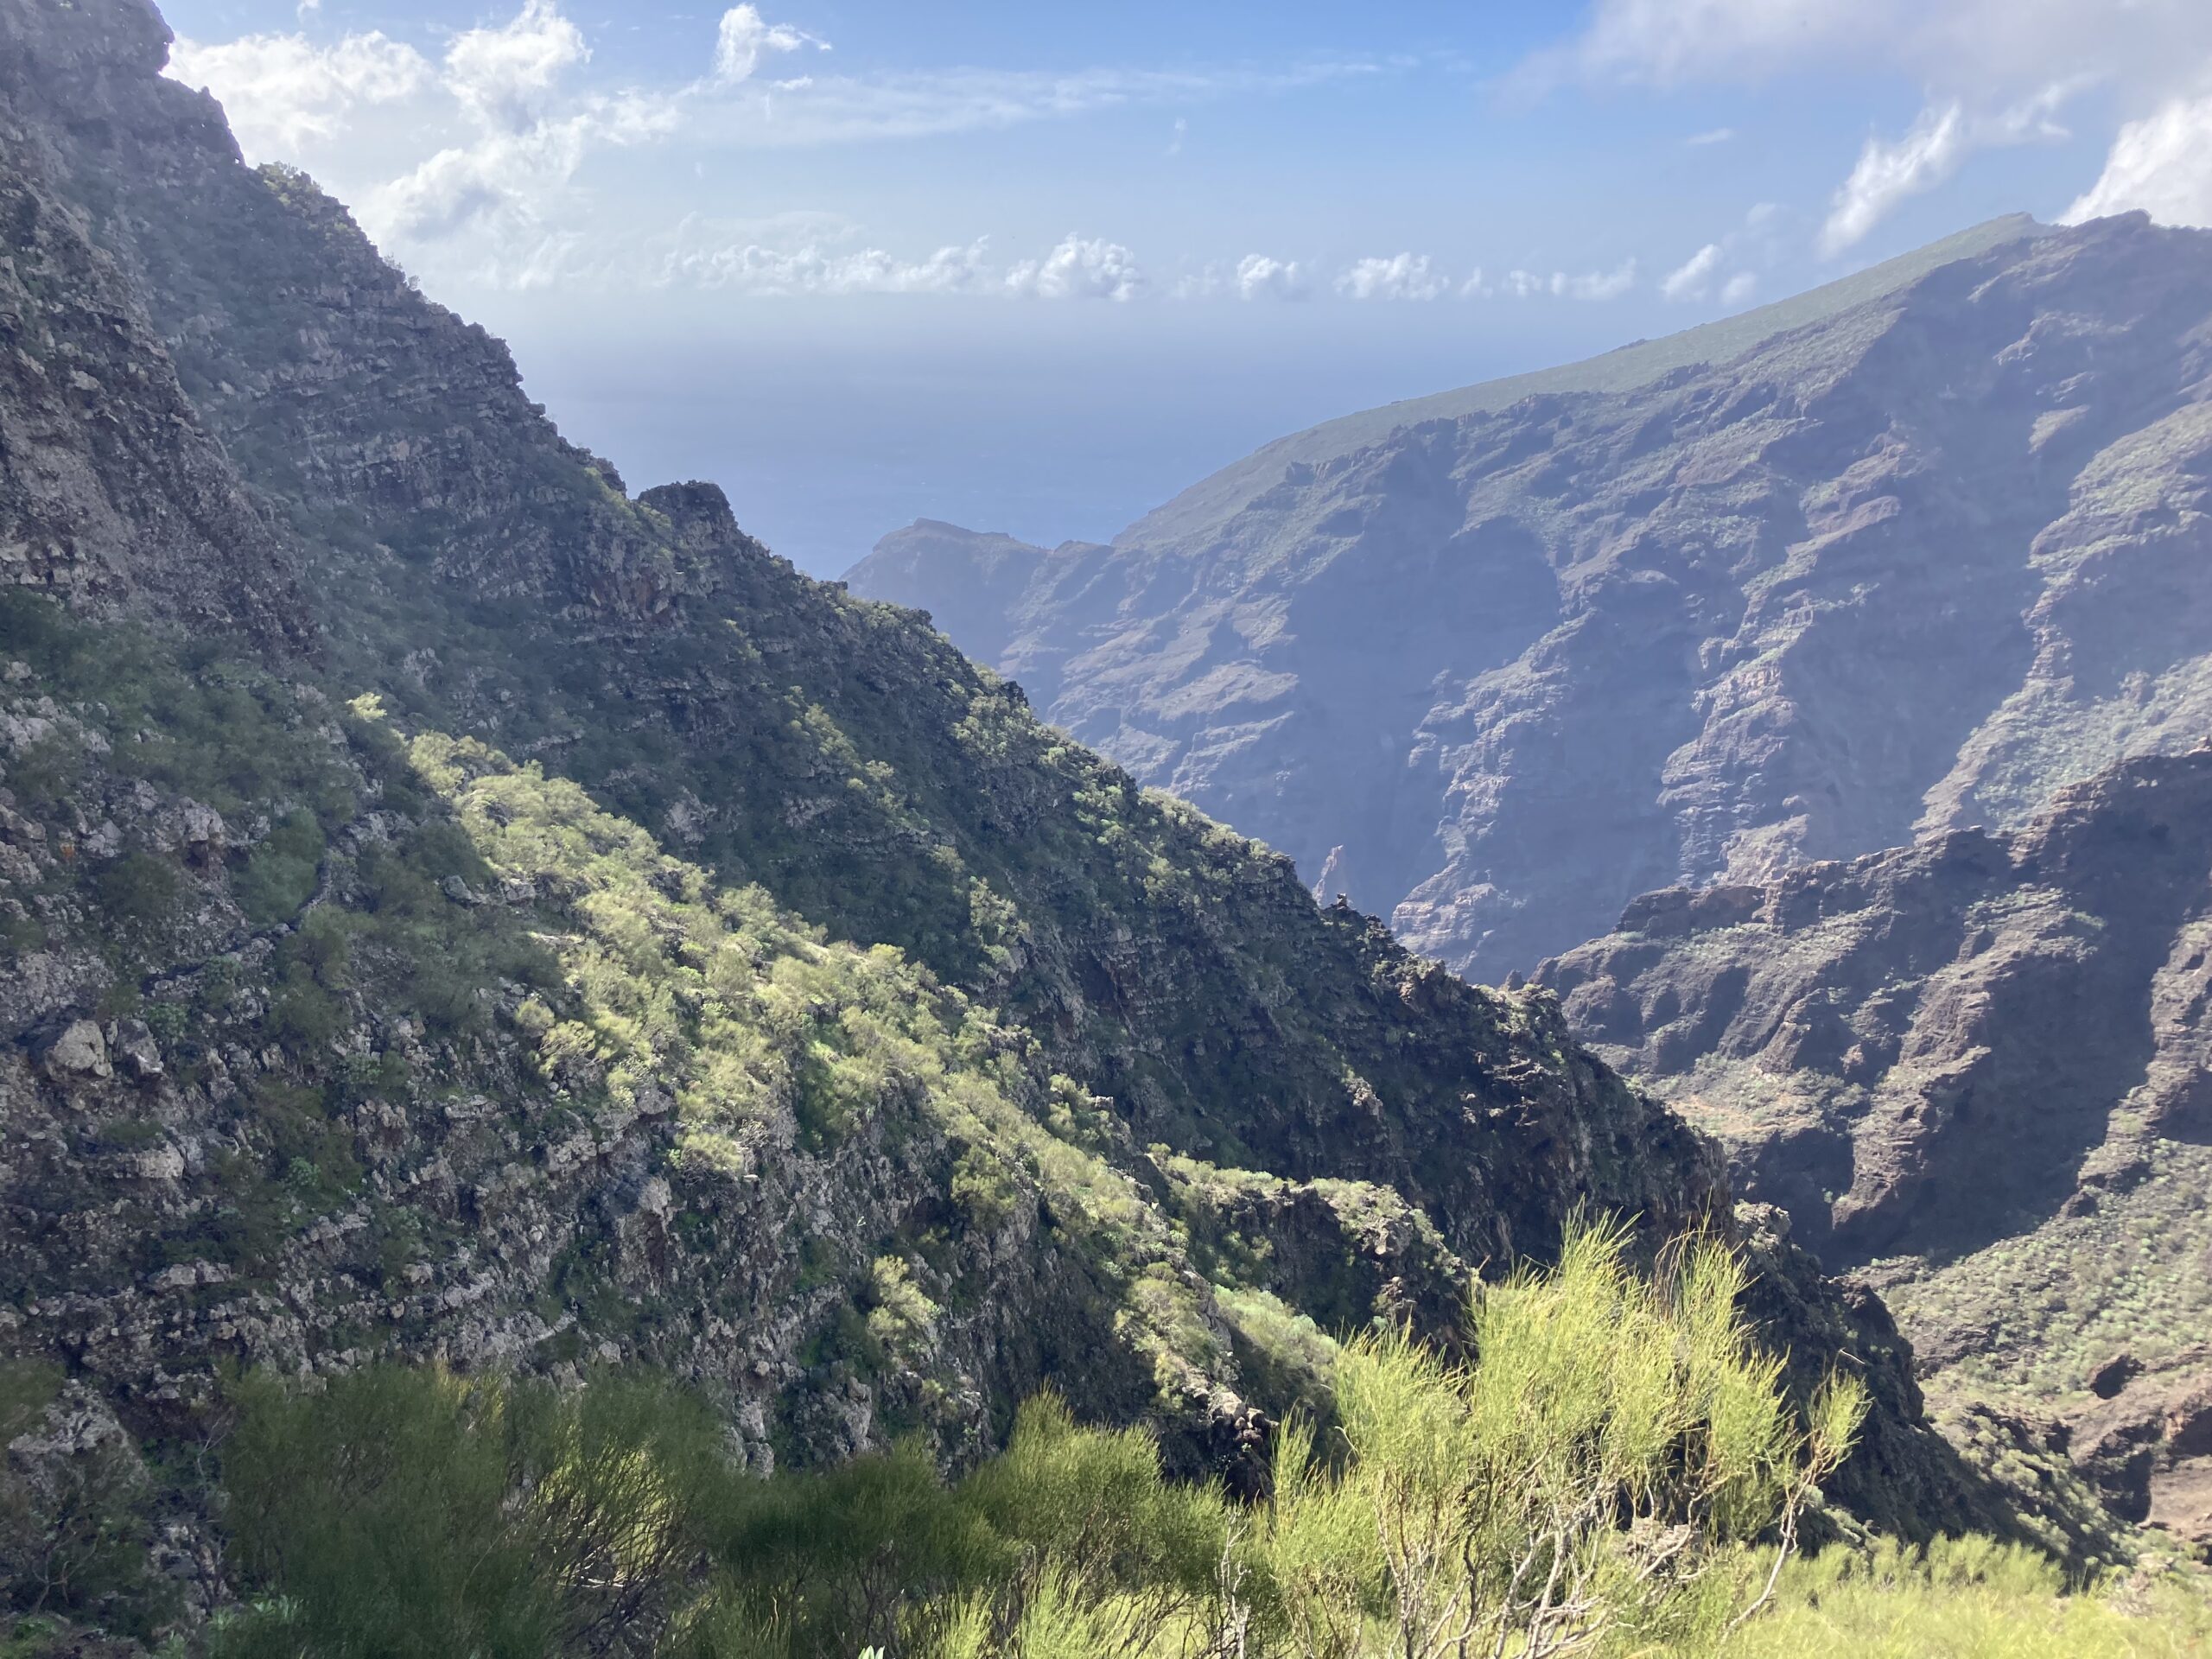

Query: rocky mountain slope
[
  {"left": 849, "top": 213, "right": 2212, "bottom": 985},
  {"left": 0, "top": 0, "right": 2044, "bottom": 1634},
  {"left": 1535, "top": 747, "right": 2212, "bottom": 1548}
]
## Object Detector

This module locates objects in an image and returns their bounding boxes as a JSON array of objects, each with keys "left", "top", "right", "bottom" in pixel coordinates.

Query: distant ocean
[{"left": 500, "top": 301, "right": 1594, "bottom": 575}]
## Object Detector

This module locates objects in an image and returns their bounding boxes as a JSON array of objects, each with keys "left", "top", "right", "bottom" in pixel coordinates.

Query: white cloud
[
  {"left": 686, "top": 60, "right": 1375, "bottom": 150},
  {"left": 1686, "top": 126, "right": 1736, "bottom": 146},
  {"left": 367, "top": 124, "right": 578, "bottom": 243},
  {"left": 660, "top": 231, "right": 992, "bottom": 295},
  {"left": 1533, "top": 0, "right": 2212, "bottom": 249},
  {"left": 1005, "top": 235, "right": 1147, "bottom": 301},
  {"left": 1661, "top": 242, "right": 1724, "bottom": 300},
  {"left": 365, "top": 91, "right": 678, "bottom": 245},
  {"left": 1338, "top": 252, "right": 1447, "bottom": 301},
  {"left": 1170, "top": 268, "right": 1222, "bottom": 299},
  {"left": 634, "top": 238, "right": 1302, "bottom": 304},
  {"left": 1539, "top": 0, "right": 1859, "bottom": 89},
  {"left": 1660, "top": 206, "right": 1777, "bottom": 304},
  {"left": 1535, "top": 0, "right": 2212, "bottom": 101},
  {"left": 487, "top": 230, "right": 587, "bottom": 291},
  {"left": 165, "top": 6, "right": 1385, "bottom": 298},
  {"left": 352, "top": 2, "right": 695, "bottom": 253},
  {"left": 2065, "top": 90, "right": 2212, "bottom": 227},
  {"left": 714, "top": 5, "right": 826, "bottom": 86},
  {"left": 550, "top": 212, "right": 1007, "bottom": 297},
  {"left": 1167, "top": 116, "right": 1188, "bottom": 156},
  {"left": 1818, "top": 85, "right": 2075, "bottom": 256},
  {"left": 442, "top": 0, "right": 587, "bottom": 131},
  {"left": 1988, "top": 79, "right": 2077, "bottom": 144},
  {"left": 1570, "top": 260, "right": 1637, "bottom": 299},
  {"left": 1818, "top": 103, "right": 1966, "bottom": 256},
  {"left": 168, "top": 14, "right": 1376, "bottom": 189},
  {"left": 166, "top": 30, "right": 430, "bottom": 153},
  {"left": 1502, "top": 259, "right": 1638, "bottom": 301},
  {"left": 1235, "top": 253, "right": 1308, "bottom": 300},
  {"left": 168, "top": 3, "right": 672, "bottom": 260}
]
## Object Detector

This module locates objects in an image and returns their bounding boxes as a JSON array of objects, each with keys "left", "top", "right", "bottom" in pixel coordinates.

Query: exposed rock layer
[
  {"left": 1539, "top": 747, "right": 2212, "bottom": 1266},
  {"left": 0, "top": 1, "right": 308, "bottom": 652},
  {"left": 1535, "top": 748, "right": 2212, "bottom": 1550}
]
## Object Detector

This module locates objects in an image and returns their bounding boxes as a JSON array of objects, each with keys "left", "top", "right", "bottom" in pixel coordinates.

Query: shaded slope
[
  {"left": 1539, "top": 746, "right": 2212, "bottom": 1273},
  {"left": 0, "top": 0, "right": 308, "bottom": 654}
]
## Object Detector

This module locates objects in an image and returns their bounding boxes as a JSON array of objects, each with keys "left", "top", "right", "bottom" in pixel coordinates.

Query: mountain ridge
[
  {"left": 1114, "top": 212, "right": 2049, "bottom": 558},
  {"left": 849, "top": 213, "right": 2212, "bottom": 985}
]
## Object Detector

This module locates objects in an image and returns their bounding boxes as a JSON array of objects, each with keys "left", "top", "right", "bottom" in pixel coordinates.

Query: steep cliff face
[
  {"left": 849, "top": 216, "right": 2212, "bottom": 986},
  {"left": 1533, "top": 747, "right": 2212, "bottom": 1547},
  {"left": 0, "top": 0, "right": 2008, "bottom": 1598},
  {"left": 858, "top": 520, "right": 1115, "bottom": 682},
  {"left": 2067, "top": 1347, "right": 2212, "bottom": 1551},
  {"left": 1540, "top": 747, "right": 2212, "bottom": 1264},
  {"left": 0, "top": 0, "right": 307, "bottom": 652}
]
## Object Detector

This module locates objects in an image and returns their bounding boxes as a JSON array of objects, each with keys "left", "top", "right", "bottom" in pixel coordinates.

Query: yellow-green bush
[
  {"left": 1249, "top": 1219, "right": 1866, "bottom": 1658},
  {"left": 1708, "top": 1536, "right": 2212, "bottom": 1658}
]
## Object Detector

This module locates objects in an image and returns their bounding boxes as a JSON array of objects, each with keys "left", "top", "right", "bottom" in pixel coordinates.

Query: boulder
[{"left": 43, "top": 1017, "right": 111, "bottom": 1080}]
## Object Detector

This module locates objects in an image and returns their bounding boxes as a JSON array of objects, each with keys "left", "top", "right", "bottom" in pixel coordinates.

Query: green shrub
[
  {"left": 235, "top": 810, "right": 325, "bottom": 925},
  {"left": 91, "top": 852, "right": 180, "bottom": 925},
  {"left": 216, "top": 1368, "right": 576, "bottom": 1659},
  {"left": 0, "top": 591, "right": 355, "bottom": 824},
  {"left": 0, "top": 1363, "right": 159, "bottom": 1632},
  {"left": 268, "top": 962, "right": 345, "bottom": 1049},
  {"left": 1250, "top": 1218, "right": 1867, "bottom": 1658},
  {"left": 214, "top": 1365, "right": 1234, "bottom": 1659},
  {"left": 244, "top": 1080, "right": 360, "bottom": 1214},
  {"left": 3, "top": 735, "right": 82, "bottom": 816},
  {"left": 1713, "top": 1536, "right": 2212, "bottom": 1657},
  {"left": 0, "top": 909, "right": 45, "bottom": 953}
]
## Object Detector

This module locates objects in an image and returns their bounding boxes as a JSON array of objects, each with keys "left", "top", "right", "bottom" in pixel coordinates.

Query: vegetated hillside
[
  {"left": 0, "top": 0, "right": 2037, "bottom": 1637},
  {"left": 1535, "top": 746, "right": 2212, "bottom": 1550},
  {"left": 848, "top": 213, "right": 2212, "bottom": 986}
]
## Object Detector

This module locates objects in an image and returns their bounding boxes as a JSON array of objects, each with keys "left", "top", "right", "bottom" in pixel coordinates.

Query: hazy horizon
[
  {"left": 159, "top": 0, "right": 2212, "bottom": 572},
  {"left": 486, "top": 279, "right": 1675, "bottom": 571}
]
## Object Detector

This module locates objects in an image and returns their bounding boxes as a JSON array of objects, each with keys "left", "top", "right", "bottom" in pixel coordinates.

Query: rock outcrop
[
  {"left": 849, "top": 214, "right": 2212, "bottom": 986},
  {"left": 0, "top": 0, "right": 308, "bottom": 652},
  {"left": 1540, "top": 746, "right": 2212, "bottom": 1266},
  {"left": 2069, "top": 1349, "right": 2212, "bottom": 1551},
  {"left": 1534, "top": 747, "right": 2212, "bottom": 1549}
]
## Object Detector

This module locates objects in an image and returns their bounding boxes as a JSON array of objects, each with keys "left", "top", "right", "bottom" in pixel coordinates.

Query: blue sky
[{"left": 161, "top": 0, "right": 2212, "bottom": 571}]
